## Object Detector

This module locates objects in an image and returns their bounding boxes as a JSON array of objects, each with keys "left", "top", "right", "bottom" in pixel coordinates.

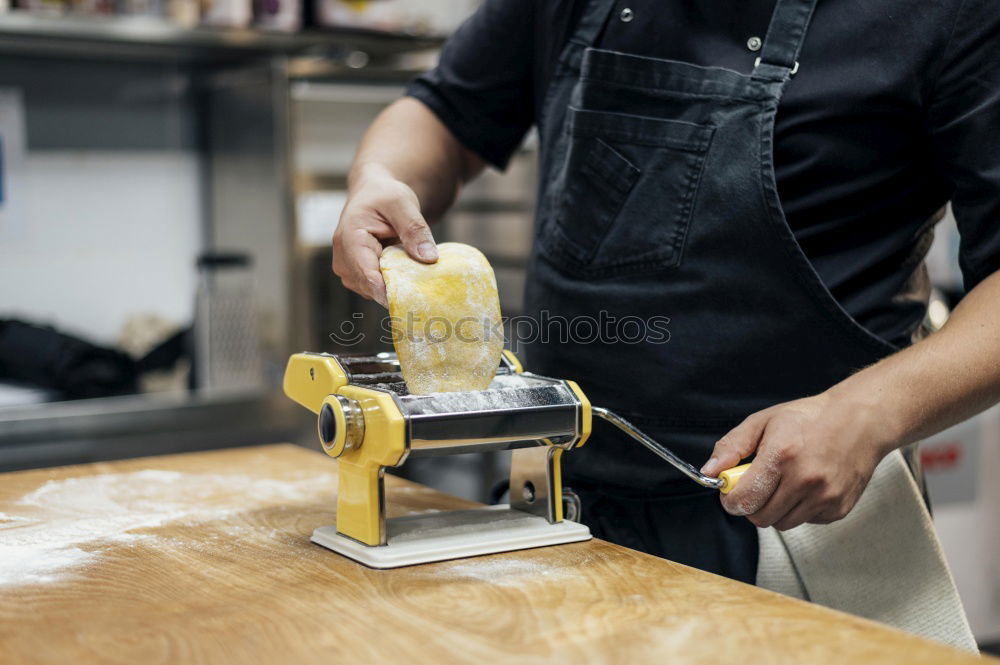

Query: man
[{"left": 331, "top": 0, "right": 1000, "bottom": 590}]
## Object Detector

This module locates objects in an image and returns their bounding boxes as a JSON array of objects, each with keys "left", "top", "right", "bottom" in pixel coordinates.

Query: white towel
[{"left": 756, "top": 449, "right": 978, "bottom": 652}]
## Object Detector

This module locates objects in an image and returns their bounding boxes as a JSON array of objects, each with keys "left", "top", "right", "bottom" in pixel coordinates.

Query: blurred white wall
[
  {"left": 0, "top": 150, "right": 201, "bottom": 344},
  {"left": 0, "top": 60, "right": 202, "bottom": 348}
]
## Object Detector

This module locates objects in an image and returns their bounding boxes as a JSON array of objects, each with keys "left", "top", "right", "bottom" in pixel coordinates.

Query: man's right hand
[{"left": 332, "top": 163, "right": 439, "bottom": 308}]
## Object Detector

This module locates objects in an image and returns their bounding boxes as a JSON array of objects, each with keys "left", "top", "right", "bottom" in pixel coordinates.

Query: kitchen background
[{"left": 0, "top": 0, "right": 996, "bottom": 648}]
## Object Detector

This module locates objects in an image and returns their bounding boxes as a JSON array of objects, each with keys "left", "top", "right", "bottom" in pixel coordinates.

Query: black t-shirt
[{"left": 407, "top": 0, "right": 1000, "bottom": 347}]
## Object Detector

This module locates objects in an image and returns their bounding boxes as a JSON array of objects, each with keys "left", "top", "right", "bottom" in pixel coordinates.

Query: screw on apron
[{"left": 525, "top": 0, "right": 897, "bottom": 583}]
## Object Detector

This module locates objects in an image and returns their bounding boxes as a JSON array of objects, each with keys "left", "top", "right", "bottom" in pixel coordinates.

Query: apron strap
[
  {"left": 756, "top": 0, "right": 819, "bottom": 74},
  {"left": 557, "top": 0, "right": 619, "bottom": 68}
]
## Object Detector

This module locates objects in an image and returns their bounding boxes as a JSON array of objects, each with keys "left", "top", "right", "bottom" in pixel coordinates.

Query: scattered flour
[
  {"left": 432, "top": 556, "right": 568, "bottom": 587},
  {"left": 726, "top": 448, "right": 781, "bottom": 516},
  {"left": 403, "top": 375, "right": 559, "bottom": 415},
  {"left": 0, "top": 546, "right": 93, "bottom": 586},
  {"left": 381, "top": 243, "right": 504, "bottom": 395},
  {"left": 0, "top": 469, "right": 331, "bottom": 588}
]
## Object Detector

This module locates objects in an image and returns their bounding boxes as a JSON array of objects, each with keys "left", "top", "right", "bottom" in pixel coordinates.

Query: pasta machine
[{"left": 284, "top": 350, "right": 747, "bottom": 568}]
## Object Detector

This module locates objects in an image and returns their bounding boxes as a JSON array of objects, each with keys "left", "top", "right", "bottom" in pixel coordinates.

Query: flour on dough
[{"left": 380, "top": 242, "right": 503, "bottom": 395}]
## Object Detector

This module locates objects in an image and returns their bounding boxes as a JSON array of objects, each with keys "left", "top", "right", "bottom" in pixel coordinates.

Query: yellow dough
[{"left": 380, "top": 242, "right": 503, "bottom": 395}]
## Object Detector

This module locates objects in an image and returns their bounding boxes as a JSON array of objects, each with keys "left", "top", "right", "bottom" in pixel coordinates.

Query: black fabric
[
  {"left": 0, "top": 320, "right": 138, "bottom": 399},
  {"left": 407, "top": 0, "right": 1000, "bottom": 347},
  {"left": 136, "top": 328, "right": 189, "bottom": 374},
  {"left": 521, "top": 0, "right": 845, "bottom": 578},
  {"left": 571, "top": 480, "right": 760, "bottom": 584}
]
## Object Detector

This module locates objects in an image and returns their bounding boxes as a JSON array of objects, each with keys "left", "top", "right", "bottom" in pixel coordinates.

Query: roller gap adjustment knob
[{"left": 317, "top": 394, "right": 364, "bottom": 458}]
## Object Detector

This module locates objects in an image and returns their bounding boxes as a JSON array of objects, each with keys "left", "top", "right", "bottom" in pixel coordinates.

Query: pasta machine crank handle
[{"left": 591, "top": 407, "right": 749, "bottom": 494}]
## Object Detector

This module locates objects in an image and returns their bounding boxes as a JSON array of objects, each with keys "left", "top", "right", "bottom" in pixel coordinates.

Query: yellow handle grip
[{"left": 718, "top": 463, "right": 751, "bottom": 494}]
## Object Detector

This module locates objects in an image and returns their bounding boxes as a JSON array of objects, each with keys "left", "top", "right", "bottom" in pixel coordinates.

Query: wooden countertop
[{"left": 0, "top": 444, "right": 990, "bottom": 664}]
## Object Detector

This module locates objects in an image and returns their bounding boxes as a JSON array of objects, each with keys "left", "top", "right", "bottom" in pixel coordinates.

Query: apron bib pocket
[
  {"left": 543, "top": 135, "right": 640, "bottom": 267},
  {"left": 540, "top": 107, "right": 715, "bottom": 278}
]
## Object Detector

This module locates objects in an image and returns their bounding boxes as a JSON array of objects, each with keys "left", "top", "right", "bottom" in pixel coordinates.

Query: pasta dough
[{"left": 380, "top": 242, "right": 503, "bottom": 395}]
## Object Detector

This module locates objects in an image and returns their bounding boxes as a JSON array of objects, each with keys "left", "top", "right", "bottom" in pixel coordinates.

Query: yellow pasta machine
[{"left": 284, "top": 350, "right": 747, "bottom": 568}]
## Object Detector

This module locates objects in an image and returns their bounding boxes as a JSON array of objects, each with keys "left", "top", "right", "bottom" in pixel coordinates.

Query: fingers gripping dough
[{"left": 380, "top": 243, "right": 504, "bottom": 394}]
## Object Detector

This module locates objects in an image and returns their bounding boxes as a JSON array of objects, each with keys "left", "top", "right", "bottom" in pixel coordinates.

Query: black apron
[{"left": 524, "top": 0, "right": 898, "bottom": 583}]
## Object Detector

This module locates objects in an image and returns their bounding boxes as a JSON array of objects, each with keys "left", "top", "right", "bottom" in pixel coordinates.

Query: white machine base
[{"left": 311, "top": 504, "right": 592, "bottom": 569}]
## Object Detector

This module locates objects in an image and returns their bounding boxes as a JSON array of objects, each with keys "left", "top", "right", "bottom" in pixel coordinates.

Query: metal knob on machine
[{"left": 317, "top": 394, "right": 364, "bottom": 457}]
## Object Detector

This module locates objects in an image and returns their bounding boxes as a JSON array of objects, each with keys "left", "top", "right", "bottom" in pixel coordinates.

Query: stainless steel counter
[{"left": 0, "top": 390, "right": 314, "bottom": 473}]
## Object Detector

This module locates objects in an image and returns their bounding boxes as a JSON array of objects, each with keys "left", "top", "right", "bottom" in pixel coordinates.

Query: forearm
[
  {"left": 707, "top": 268, "right": 1000, "bottom": 528},
  {"left": 830, "top": 269, "right": 1000, "bottom": 454},
  {"left": 349, "top": 97, "right": 484, "bottom": 221}
]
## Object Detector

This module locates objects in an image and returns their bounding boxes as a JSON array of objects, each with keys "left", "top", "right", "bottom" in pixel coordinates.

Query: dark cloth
[
  {"left": 516, "top": 0, "right": 899, "bottom": 577},
  {"left": 0, "top": 319, "right": 137, "bottom": 399},
  {"left": 408, "top": 0, "right": 1000, "bottom": 347},
  {"left": 0, "top": 320, "right": 190, "bottom": 399},
  {"left": 572, "top": 481, "right": 759, "bottom": 584}
]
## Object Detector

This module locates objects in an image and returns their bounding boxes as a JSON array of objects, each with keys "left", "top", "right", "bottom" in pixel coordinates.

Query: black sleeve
[
  {"left": 406, "top": 0, "right": 536, "bottom": 170},
  {"left": 926, "top": 0, "right": 1000, "bottom": 291}
]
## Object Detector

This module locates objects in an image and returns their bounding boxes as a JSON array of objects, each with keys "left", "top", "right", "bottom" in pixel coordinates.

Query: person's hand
[
  {"left": 332, "top": 164, "right": 438, "bottom": 307},
  {"left": 700, "top": 391, "right": 894, "bottom": 531}
]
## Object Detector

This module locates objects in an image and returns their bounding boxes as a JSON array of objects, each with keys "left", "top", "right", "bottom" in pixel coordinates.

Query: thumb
[
  {"left": 383, "top": 192, "right": 437, "bottom": 263},
  {"left": 701, "top": 413, "right": 767, "bottom": 477}
]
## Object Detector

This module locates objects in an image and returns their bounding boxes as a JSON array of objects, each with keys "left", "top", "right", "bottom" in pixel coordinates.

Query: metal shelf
[{"left": 0, "top": 12, "right": 443, "bottom": 63}]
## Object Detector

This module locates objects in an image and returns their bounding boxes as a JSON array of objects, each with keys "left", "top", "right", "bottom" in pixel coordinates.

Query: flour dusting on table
[
  {"left": 430, "top": 556, "right": 569, "bottom": 587},
  {"left": 0, "top": 469, "right": 331, "bottom": 587}
]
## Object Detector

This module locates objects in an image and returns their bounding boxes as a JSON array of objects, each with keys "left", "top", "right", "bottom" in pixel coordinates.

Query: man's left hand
[{"left": 700, "top": 391, "right": 892, "bottom": 531}]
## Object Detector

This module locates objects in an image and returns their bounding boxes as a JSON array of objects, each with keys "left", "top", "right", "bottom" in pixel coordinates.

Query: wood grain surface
[{"left": 0, "top": 444, "right": 991, "bottom": 665}]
